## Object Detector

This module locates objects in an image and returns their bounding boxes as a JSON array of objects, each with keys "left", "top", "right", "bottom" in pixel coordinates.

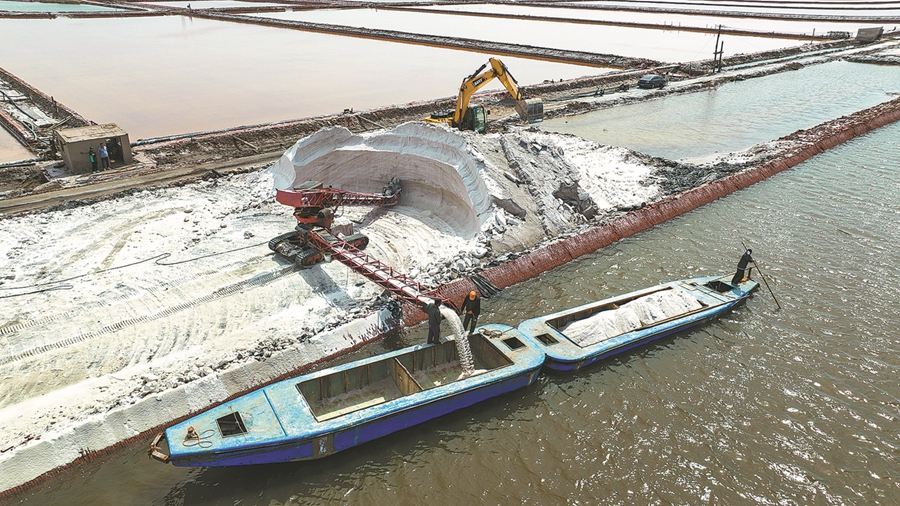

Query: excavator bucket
[{"left": 515, "top": 99, "right": 543, "bottom": 124}]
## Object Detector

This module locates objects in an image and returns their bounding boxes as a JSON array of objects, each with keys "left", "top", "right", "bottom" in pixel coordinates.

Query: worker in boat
[
  {"left": 460, "top": 290, "right": 481, "bottom": 335},
  {"left": 423, "top": 299, "right": 443, "bottom": 344},
  {"left": 731, "top": 249, "right": 753, "bottom": 284}
]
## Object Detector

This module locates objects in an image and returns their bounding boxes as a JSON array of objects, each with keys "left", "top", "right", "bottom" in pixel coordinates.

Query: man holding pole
[{"left": 732, "top": 249, "right": 753, "bottom": 284}]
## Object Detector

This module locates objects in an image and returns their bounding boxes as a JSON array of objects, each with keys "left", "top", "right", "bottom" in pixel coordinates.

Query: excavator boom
[
  {"left": 426, "top": 57, "right": 543, "bottom": 132},
  {"left": 453, "top": 58, "right": 524, "bottom": 126}
]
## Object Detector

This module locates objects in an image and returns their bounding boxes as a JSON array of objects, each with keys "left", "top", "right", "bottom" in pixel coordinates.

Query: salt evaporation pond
[
  {"left": 542, "top": 60, "right": 900, "bottom": 160},
  {"left": 578, "top": 0, "right": 900, "bottom": 18},
  {"left": 256, "top": 8, "right": 807, "bottom": 62},
  {"left": 426, "top": 3, "right": 885, "bottom": 38},
  {"left": 0, "top": 0, "right": 124, "bottom": 12},
  {"left": 0, "top": 16, "right": 600, "bottom": 139},
  {"left": 142, "top": 1, "right": 288, "bottom": 8}
]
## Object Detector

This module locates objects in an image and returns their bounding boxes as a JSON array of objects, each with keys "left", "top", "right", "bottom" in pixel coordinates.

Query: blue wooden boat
[
  {"left": 149, "top": 324, "right": 545, "bottom": 467},
  {"left": 517, "top": 275, "right": 758, "bottom": 372}
]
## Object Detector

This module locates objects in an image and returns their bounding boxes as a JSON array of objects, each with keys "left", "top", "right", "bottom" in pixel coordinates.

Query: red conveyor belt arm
[{"left": 307, "top": 230, "right": 456, "bottom": 311}]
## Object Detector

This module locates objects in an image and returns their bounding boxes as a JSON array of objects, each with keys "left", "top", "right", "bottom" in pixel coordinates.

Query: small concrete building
[{"left": 55, "top": 123, "right": 132, "bottom": 174}]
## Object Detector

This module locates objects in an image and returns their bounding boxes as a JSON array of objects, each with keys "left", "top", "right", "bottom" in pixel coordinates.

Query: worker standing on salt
[{"left": 459, "top": 290, "right": 481, "bottom": 335}]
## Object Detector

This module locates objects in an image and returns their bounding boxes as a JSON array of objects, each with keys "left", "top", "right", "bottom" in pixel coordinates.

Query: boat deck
[
  {"left": 413, "top": 360, "right": 476, "bottom": 389},
  {"left": 308, "top": 360, "right": 485, "bottom": 421},
  {"left": 312, "top": 377, "right": 402, "bottom": 421}
]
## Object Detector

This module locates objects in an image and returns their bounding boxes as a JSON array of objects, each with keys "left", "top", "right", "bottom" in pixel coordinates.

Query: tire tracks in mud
[
  {"left": 0, "top": 263, "right": 299, "bottom": 366},
  {"left": 0, "top": 252, "right": 273, "bottom": 336}
]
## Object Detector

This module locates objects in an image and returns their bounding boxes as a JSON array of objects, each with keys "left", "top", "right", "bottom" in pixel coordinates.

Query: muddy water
[
  {"left": 0, "top": 17, "right": 597, "bottom": 139},
  {"left": 0, "top": 129, "right": 31, "bottom": 163},
  {"left": 259, "top": 8, "right": 805, "bottom": 62},
  {"left": 542, "top": 60, "right": 900, "bottom": 161},
  {"left": 9, "top": 105, "right": 900, "bottom": 506}
]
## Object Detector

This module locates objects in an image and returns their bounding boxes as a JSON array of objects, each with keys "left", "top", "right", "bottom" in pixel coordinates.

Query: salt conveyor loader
[
  {"left": 268, "top": 178, "right": 455, "bottom": 310},
  {"left": 426, "top": 57, "right": 543, "bottom": 133},
  {"left": 268, "top": 178, "right": 401, "bottom": 266}
]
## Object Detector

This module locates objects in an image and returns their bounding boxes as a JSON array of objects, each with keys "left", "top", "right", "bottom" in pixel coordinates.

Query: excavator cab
[{"left": 460, "top": 105, "right": 487, "bottom": 133}]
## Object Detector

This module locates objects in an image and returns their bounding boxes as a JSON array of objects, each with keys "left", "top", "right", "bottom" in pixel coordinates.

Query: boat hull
[
  {"left": 162, "top": 324, "right": 545, "bottom": 467},
  {"left": 169, "top": 369, "right": 538, "bottom": 467}
]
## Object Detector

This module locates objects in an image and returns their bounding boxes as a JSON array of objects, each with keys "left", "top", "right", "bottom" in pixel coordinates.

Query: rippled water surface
[
  {"left": 542, "top": 60, "right": 900, "bottom": 160},
  {"left": 9, "top": 105, "right": 900, "bottom": 506}
]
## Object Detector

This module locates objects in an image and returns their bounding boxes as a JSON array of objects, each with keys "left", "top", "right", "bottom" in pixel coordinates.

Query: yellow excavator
[{"left": 425, "top": 57, "right": 543, "bottom": 133}]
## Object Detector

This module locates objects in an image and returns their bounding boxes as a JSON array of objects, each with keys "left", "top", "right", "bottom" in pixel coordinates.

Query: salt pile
[{"left": 562, "top": 289, "right": 703, "bottom": 346}]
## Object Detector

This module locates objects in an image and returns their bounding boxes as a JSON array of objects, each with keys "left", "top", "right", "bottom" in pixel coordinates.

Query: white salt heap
[{"left": 563, "top": 289, "right": 703, "bottom": 347}]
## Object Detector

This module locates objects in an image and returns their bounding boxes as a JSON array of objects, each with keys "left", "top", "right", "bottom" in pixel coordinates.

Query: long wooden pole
[{"left": 741, "top": 241, "right": 782, "bottom": 310}]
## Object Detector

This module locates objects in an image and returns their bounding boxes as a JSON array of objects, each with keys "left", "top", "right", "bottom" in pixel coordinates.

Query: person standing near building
[
  {"left": 98, "top": 142, "right": 110, "bottom": 170},
  {"left": 460, "top": 290, "right": 481, "bottom": 335},
  {"left": 423, "top": 299, "right": 443, "bottom": 344},
  {"left": 731, "top": 249, "right": 753, "bottom": 284},
  {"left": 88, "top": 147, "right": 97, "bottom": 172}
]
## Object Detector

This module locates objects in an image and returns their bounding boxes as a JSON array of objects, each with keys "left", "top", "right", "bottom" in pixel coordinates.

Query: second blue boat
[{"left": 518, "top": 274, "right": 759, "bottom": 372}]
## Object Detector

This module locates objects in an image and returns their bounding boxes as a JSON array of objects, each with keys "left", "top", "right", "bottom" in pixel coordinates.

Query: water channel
[
  {"left": 0, "top": 129, "right": 32, "bottom": 163},
  {"left": 542, "top": 59, "right": 900, "bottom": 161},
  {"left": 7, "top": 83, "right": 900, "bottom": 506}
]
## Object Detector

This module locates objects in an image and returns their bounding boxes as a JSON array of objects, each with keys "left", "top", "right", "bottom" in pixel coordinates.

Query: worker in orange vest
[{"left": 460, "top": 290, "right": 481, "bottom": 335}]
